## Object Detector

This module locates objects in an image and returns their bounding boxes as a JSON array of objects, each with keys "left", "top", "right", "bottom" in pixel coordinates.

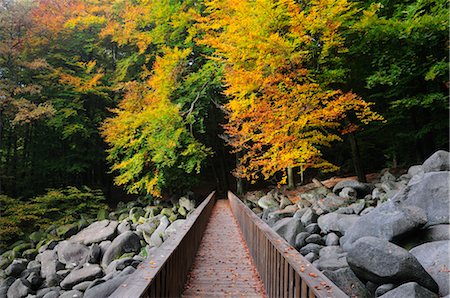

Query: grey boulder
[
  {"left": 422, "top": 150, "right": 450, "bottom": 173},
  {"left": 60, "top": 264, "right": 103, "bottom": 289},
  {"left": 59, "top": 289, "right": 83, "bottom": 298},
  {"left": 395, "top": 171, "right": 449, "bottom": 227},
  {"left": 272, "top": 217, "right": 305, "bottom": 246},
  {"left": 323, "top": 267, "right": 370, "bottom": 298},
  {"left": 6, "top": 278, "right": 31, "bottom": 298},
  {"left": 410, "top": 240, "right": 450, "bottom": 296},
  {"left": 379, "top": 282, "right": 438, "bottom": 298},
  {"left": 5, "top": 259, "right": 28, "bottom": 277},
  {"left": 347, "top": 237, "right": 438, "bottom": 293},
  {"left": 316, "top": 246, "right": 348, "bottom": 271},
  {"left": 341, "top": 201, "right": 427, "bottom": 251},
  {"left": 332, "top": 180, "right": 374, "bottom": 197},
  {"left": 101, "top": 231, "right": 141, "bottom": 268},
  {"left": 70, "top": 220, "right": 118, "bottom": 245},
  {"left": 56, "top": 241, "right": 89, "bottom": 265}
]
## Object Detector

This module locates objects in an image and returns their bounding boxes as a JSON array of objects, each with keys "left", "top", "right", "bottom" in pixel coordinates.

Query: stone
[
  {"left": 42, "top": 291, "right": 60, "bottom": 298},
  {"left": 163, "top": 219, "right": 185, "bottom": 241},
  {"left": 305, "top": 223, "right": 320, "bottom": 234},
  {"left": 341, "top": 201, "right": 427, "bottom": 251},
  {"left": 40, "top": 250, "right": 64, "bottom": 286},
  {"left": 101, "top": 231, "right": 141, "bottom": 268},
  {"left": 360, "top": 207, "right": 375, "bottom": 215},
  {"left": 379, "top": 282, "right": 439, "bottom": 298},
  {"left": 351, "top": 200, "right": 366, "bottom": 215},
  {"left": 38, "top": 240, "right": 59, "bottom": 253},
  {"left": 395, "top": 171, "right": 449, "bottom": 227},
  {"left": 60, "top": 264, "right": 104, "bottom": 289},
  {"left": 258, "top": 195, "right": 278, "bottom": 210},
  {"left": 179, "top": 197, "right": 195, "bottom": 212},
  {"left": 299, "top": 243, "right": 323, "bottom": 256},
  {"left": 279, "top": 196, "right": 292, "bottom": 209},
  {"left": 148, "top": 216, "right": 170, "bottom": 247},
  {"left": 83, "top": 269, "right": 134, "bottom": 298},
  {"left": 336, "top": 215, "right": 359, "bottom": 235},
  {"left": 294, "top": 232, "right": 310, "bottom": 249},
  {"left": 422, "top": 150, "right": 450, "bottom": 173},
  {"left": 305, "top": 234, "right": 324, "bottom": 245},
  {"left": 56, "top": 241, "right": 89, "bottom": 266},
  {"left": 26, "top": 272, "right": 43, "bottom": 290},
  {"left": 316, "top": 246, "right": 348, "bottom": 271},
  {"left": 333, "top": 180, "right": 374, "bottom": 197},
  {"left": 325, "top": 233, "right": 340, "bottom": 246},
  {"left": 29, "top": 231, "right": 47, "bottom": 244},
  {"left": 0, "top": 277, "right": 15, "bottom": 298},
  {"left": 272, "top": 217, "right": 305, "bottom": 246},
  {"left": 87, "top": 244, "right": 101, "bottom": 264},
  {"left": 6, "top": 278, "right": 31, "bottom": 298},
  {"left": 317, "top": 193, "right": 347, "bottom": 213},
  {"left": 5, "top": 259, "right": 28, "bottom": 277},
  {"left": 129, "top": 207, "right": 144, "bottom": 224},
  {"left": 98, "top": 241, "right": 111, "bottom": 259},
  {"left": 73, "top": 281, "right": 92, "bottom": 291},
  {"left": 323, "top": 267, "right": 370, "bottom": 298},
  {"left": 117, "top": 221, "right": 131, "bottom": 234},
  {"left": 59, "top": 290, "right": 83, "bottom": 298},
  {"left": 300, "top": 208, "right": 318, "bottom": 226},
  {"left": 70, "top": 220, "right": 118, "bottom": 245},
  {"left": 56, "top": 223, "right": 79, "bottom": 238},
  {"left": 408, "top": 165, "right": 424, "bottom": 177},
  {"left": 398, "top": 224, "right": 450, "bottom": 248},
  {"left": 381, "top": 171, "right": 396, "bottom": 182},
  {"left": 410, "top": 240, "right": 450, "bottom": 296},
  {"left": 339, "top": 187, "right": 357, "bottom": 201},
  {"left": 375, "top": 284, "right": 395, "bottom": 297},
  {"left": 304, "top": 252, "right": 317, "bottom": 263},
  {"left": 26, "top": 261, "right": 40, "bottom": 271},
  {"left": 22, "top": 249, "right": 38, "bottom": 261},
  {"left": 347, "top": 237, "right": 438, "bottom": 293}
]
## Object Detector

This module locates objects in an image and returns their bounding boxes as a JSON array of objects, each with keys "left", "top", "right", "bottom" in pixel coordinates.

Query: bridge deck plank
[{"left": 182, "top": 199, "right": 266, "bottom": 297}]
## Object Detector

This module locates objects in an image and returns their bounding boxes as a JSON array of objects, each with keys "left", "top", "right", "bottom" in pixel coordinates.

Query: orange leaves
[{"left": 200, "top": 0, "right": 382, "bottom": 184}]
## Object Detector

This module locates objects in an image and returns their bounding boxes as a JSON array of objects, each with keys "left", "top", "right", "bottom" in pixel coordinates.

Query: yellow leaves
[{"left": 57, "top": 60, "right": 104, "bottom": 93}]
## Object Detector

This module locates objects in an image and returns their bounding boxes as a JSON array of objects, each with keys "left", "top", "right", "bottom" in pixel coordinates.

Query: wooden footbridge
[{"left": 110, "top": 192, "right": 348, "bottom": 298}]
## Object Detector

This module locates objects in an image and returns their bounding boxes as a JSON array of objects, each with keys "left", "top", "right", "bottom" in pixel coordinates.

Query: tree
[{"left": 200, "top": 0, "right": 383, "bottom": 186}]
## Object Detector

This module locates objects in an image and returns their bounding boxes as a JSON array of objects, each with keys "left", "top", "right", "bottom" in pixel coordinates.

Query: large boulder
[
  {"left": 60, "top": 264, "right": 104, "bottom": 289},
  {"left": 395, "top": 171, "right": 449, "bottom": 227},
  {"left": 5, "top": 259, "right": 27, "bottom": 277},
  {"left": 323, "top": 267, "right": 370, "bottom": 298},
  {"left": 422, "top": 150, "right": 450, "bottom": 173},
  {"left": 70, "top": 220, "right": 118, "bottom": 245},
  {"left": 272, "top": 217, "right": 305, "bottom": 245},
  {"left": 6, "top": 278, "right": 31, "bottom": 298},
  {"left": 341, "top": 201, "right": 427, "bottom": 251},
  {"left": 40, "top": 250, "right": 64, "bottom": 286},
  {"left": 410, "top": 240, "right": 450, "bottom": 296},
  {"left": 332, "top": 180, "right": 374, "bottom": 198},
  {"left": 148, "top": 216, "right": 170, "bottom": 247},
  {"left": 379, "top": 282, "right": 439, "bottom": 298},
  {"left": 101, "top": 231, "right": 141, "bottom": 268},
  {"left": 56, "top": 241, "right": 89, "bottom": 265},
  {"left": 347, "top": 237, "right": 438, "bottom": 293},
  {"left": 258, "top": 195, "right": 278, "bottom": 210},
  {"left": 318, "top": 213, "right": 358, "bottom": 234},
  {"left": 163, "top": 219, "right": 186, "bottom": 241},
  {"left": 84, "top": 267, "right": 135, "bottom": 298},
  {"left": 316, "top": 246, "right": 348, "bottom": 271}
]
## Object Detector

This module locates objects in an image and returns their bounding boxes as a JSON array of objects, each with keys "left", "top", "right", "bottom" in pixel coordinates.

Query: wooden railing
[
  {"left": 110, "top": 191, "right": 216, "bottom": 298},
  {"left": 228, "top": 191, "right": 348, "bottom": 298}
]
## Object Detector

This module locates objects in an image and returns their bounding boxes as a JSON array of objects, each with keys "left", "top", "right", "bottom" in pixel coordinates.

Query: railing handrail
[
  {"left": 228, "top": 191, "right": 348, "bottom": 298},
  {"left": 110, "top": 191, "right": 216, "bottom": 298}
]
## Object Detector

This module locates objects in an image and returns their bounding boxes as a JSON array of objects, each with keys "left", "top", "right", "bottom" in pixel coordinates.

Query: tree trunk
[
  {"left": 236, "top": 153, "right": 244, "bottom": 195},
  {"left": 287, "top": 166, "right": 295, "bottom": 189},
  {"left": 348, "top": 133, "right": 366, "bottom": 183}
]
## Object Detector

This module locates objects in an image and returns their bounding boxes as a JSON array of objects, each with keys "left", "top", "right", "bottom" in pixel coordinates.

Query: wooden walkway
[{"left": 182, "top": 200, "right": 266, "bottom": 297}]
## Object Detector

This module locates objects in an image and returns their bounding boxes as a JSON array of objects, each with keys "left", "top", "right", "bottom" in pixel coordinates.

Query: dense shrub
[{"left": 0, "top": 186, "right": 107, "bottom": 249}]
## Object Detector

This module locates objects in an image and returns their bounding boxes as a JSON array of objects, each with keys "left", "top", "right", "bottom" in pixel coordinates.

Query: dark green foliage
[{"left": 0, "top": 186, "right": 107, "bottom": 249}]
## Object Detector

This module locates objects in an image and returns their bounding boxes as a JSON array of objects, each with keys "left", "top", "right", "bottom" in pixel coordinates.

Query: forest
[{"left": 0, "top": 0, "right": 448, "bottom": 246}]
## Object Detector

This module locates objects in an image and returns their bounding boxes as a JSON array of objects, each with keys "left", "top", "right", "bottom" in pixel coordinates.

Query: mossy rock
[
  {"left": 119, "top": 252, "right": 135, "bottom": 259},
  {"left": 22, "top": 248, "right": 38, "bottom": 260},
  {"left": 129, "top": 207, "right": 145, "bottom": 224},
  {"left": 0, "top": 251, "right": 16, "bottom": 269},
  {"left": 97, "top": 208, "right": 108, "bottom": 221},
  {"left": 56, "top": 223, "right": 79, "bottom": 238},
  {"left": 12, "top": 243, "right": 33, "bottom": 254},
  {"left": 144, "top": 206, "right": 161, "bottom": 218},
  {"left": 168, "top": 213, "right": 178, "bottom": 223},
  {"left": 29, "top": 231, "right": 47, "bottom": 244},
  {"left": 178, "top": 206, "right": 187, "bottom": 217},
  {"left": 118, "top": 213, "right": 129, "bottom": 221},
  {"left": 160, "top": 208, "right": 174, "bottom": 218}
]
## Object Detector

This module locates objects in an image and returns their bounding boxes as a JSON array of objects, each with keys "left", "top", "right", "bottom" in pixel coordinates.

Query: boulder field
[
  {"left": 245, "top": 150, "right": 450, "bottom": 297},
  {"left": 0, "top": 196, "right": 197, "bottom": 298}
]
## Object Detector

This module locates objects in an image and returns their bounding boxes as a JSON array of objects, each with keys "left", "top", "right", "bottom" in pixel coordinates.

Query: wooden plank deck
[{"left": 182, "top": 199, "right": 266, "bottom": 297}]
